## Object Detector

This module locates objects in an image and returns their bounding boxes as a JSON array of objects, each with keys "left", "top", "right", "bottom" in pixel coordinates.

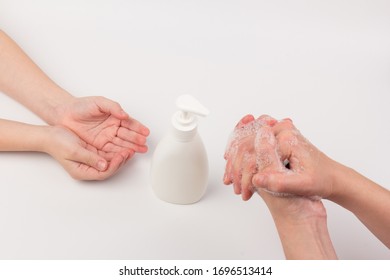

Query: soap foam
[
  {"left": 257, "top": 187, "right": 294, "bottom": 197},
  {"left": 224, "top": 118, "right": 295, "bottom": 197}
]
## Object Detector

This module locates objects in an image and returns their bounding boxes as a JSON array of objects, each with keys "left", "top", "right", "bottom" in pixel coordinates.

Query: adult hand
[
  {"left": 223, "top": 115, "right": 336, "bottom": 259},
  {"left": 223, "top": 114, "right": 278, "bottom": 200},
  {"left": 252, "top": 119, "right": 335, "bottom": 199},
  {"left": 247, "top": 118, "right": 327, "bottom": 221}
]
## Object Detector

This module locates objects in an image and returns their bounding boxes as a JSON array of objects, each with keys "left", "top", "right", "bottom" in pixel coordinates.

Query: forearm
[
  {"left": 0, "top": 118, "right": 49, "bottom": 152},
  {"left": 0, "top": 30, "right": 73, "bottom": 124},
  {"left": 259, "top": 191, "right": 338, "bottom": 259},
  {"left": 274, "top": 217, "right": 337, "bottom": 260},
  {"left": 329, "top": 161, "right": 390, "bottom": 248}
]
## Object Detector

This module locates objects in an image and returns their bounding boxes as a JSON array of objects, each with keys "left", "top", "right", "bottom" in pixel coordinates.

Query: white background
[{"left": 0, "top": 0, "right": 389, "bottom": 259}]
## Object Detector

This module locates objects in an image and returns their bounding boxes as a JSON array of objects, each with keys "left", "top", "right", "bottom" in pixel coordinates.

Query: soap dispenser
[{"left": 150, "top": 94, "right": 209, "bottom": 204}]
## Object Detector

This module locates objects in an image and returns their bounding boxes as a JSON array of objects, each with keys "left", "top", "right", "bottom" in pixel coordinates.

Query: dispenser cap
[
  {"left": 172, "top": 94, "right": 209, "bottom": 132},
  {"left": 176, "top": 94, "right": 210, "bottom": 117}
]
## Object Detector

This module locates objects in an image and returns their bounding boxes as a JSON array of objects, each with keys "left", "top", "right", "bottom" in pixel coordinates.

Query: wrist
[
  {"left": 39, "top": 125, "right": 65, "bottom": 157},
  {"left": 42, "top": 89, "right": 74, "bottom": 125},
  {"left": 272, "top": 204, "right": 328, "bottom": 231},
  {"left": 264, "top": 194, "right": 328, "bottom": 225},
  {"left": 275, "top": 215, "right": 337, "bottom": 259},
  {"left": 326, "top": 159, "right": 356, "bottom": 203},
  {"left": 260, "top": 194, "right": 337, "bottom": 259},
  {"left": 34, "top": 125, "right": 55, "bottom": 154}
]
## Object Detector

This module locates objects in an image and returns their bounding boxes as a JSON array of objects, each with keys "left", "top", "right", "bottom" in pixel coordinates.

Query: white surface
[{"left": 0, "top": 0, "right": 390, "bottom": 259}]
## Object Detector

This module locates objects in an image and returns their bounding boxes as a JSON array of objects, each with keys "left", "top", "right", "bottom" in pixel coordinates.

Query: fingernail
[{"left": 97, "top": 160, "right": 107, "bottom": 171}]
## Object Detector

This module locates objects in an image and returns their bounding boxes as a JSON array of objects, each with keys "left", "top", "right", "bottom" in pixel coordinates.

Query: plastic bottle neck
[
  {"left": 171, "top": 126, "right": 197, "bottom": 142},
  {"left": 171, "top": 111, "right": 198, "bottom": 142}
]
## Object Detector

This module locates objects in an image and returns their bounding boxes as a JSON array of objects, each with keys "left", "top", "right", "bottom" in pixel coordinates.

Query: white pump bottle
[{"left": 150, "top": 95, "right": 209, "bottom": 204}]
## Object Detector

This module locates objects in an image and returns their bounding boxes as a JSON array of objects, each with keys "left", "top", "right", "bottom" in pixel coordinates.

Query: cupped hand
[
  {"left": 46, "top": 125, "right": 132, "bottom": 180},
  {"left": 55, "top": 96, "right": 150, "bottom": 157}
]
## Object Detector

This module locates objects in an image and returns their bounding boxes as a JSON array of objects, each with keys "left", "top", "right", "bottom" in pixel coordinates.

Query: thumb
[
  {"left": 95, "top": 96, "right": 129, "bottom": 120},
  {"left": 252, "top": 172, "right": 305, "bottom": 195},
  {"left": 74, "top": 147, "right": 108, "bottom": 171}
]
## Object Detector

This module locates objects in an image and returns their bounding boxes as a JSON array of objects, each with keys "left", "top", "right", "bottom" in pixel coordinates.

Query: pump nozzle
[
  {"left": 172, "top": 94, "right": 209, "bottom": 132},
  {"left": 176, "top": 94, "right": 209, "bottom": 117}
]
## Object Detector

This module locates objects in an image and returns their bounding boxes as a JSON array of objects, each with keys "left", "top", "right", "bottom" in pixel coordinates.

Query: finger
[
  {"left": 224, "top": 140, "right": 241, "bottom": 185},
  {"left": 224, "top": 114, "right": 255, "bottom": 186},
  {"left": 111, "top": 137, "right": 148, "bottom": 153},
  {"left": 96, "top": 150, "right": 117, "bottom": 161},
  {"left": 235, "top": 114, "right": 255, "bottom": 128},
  {"left": 100, "top": 142, "right": 124, "bottom": 153},
  {"left": 272, "top": 118, "right": 296, "bottom": 136},
  {"left": 72, "top": 147, "right": 108, "bottom": 172},
  {"left": 94, "top": 152, "right": 130, "bottom": 180},
  {"left": 223, "top": 157, "right": 233, "bottom": 185},
  {"left": 223, "top": 141, "right": 238, "bottom": 185},
  {"left": 124, "top": 150, "right": 135, "bottom": 163},
  {"left": 257, "top": 114, "right": 278, "bottom": 126},
  {"left": 232, "top": 141, "right": 254, "bottom": 195},
  {"left": 95, "top": 96, "right": 129, "bottom": 120},
  {"left": 121, "top": 117, "right": 150, "bottom": 137},
  {"left": 232, "top": 154, "right": 244, "bottom": 195},
  {"left": 116, "top": 127, "right": 148, "bottom": 146},
  {"left": 84, "top": 144, "right": 117, "bottom": 162},
  {"left": 241, "top": 167, "right": 255, "bottom": 201},
  {"left": 239, "top": 152, "right": 257, "bottom": 200},
  {"left": 100, "top": 138, "right": 148, "bottom": 154},
  {"left": 252, "top": 172, "right": 311, "bottom": 196}
]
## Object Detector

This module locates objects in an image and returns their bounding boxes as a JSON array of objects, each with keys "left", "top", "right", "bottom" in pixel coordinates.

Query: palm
[
  {"left": 50, "top": 126, "right": 130, "bottom": 180},
  {"left": 57, "top": 96, "right": 149, "bottom": 157},
  {"left": 66, "top": 111, "right": 124, "bottom": 153}
]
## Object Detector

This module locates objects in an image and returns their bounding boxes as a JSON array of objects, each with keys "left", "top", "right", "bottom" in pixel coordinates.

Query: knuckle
[{"left": 277, "top": 130, "right": 298, "bottom": 145}]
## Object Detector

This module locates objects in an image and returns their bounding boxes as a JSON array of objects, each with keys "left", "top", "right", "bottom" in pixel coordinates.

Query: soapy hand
[
  {"left": 223, "top": 114, "right": 281, "bottom": 200},
  {"left": 224, "top": 114, "right": 390, "bottom": 258},
  {"left": 223, "top": 115, "right": 335, "bottom": 200},
  {"left": 253, "top": 119, "right": 335, "bottom": 199},
  {"left": 223, "top": 114, "right": 330, "bottom": 231}
]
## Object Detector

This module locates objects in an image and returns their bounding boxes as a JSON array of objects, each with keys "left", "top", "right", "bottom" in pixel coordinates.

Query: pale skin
[
  {"left": 0, "top": 30, "right": 150, "bottom": 180},
  {"left": 224, "top": 114, "right": 390, "bottom": 259}
]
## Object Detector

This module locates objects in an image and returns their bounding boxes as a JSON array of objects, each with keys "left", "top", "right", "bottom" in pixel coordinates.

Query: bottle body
[{"left": 150, "top": 131, "right": 209, "bottom": 204}]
